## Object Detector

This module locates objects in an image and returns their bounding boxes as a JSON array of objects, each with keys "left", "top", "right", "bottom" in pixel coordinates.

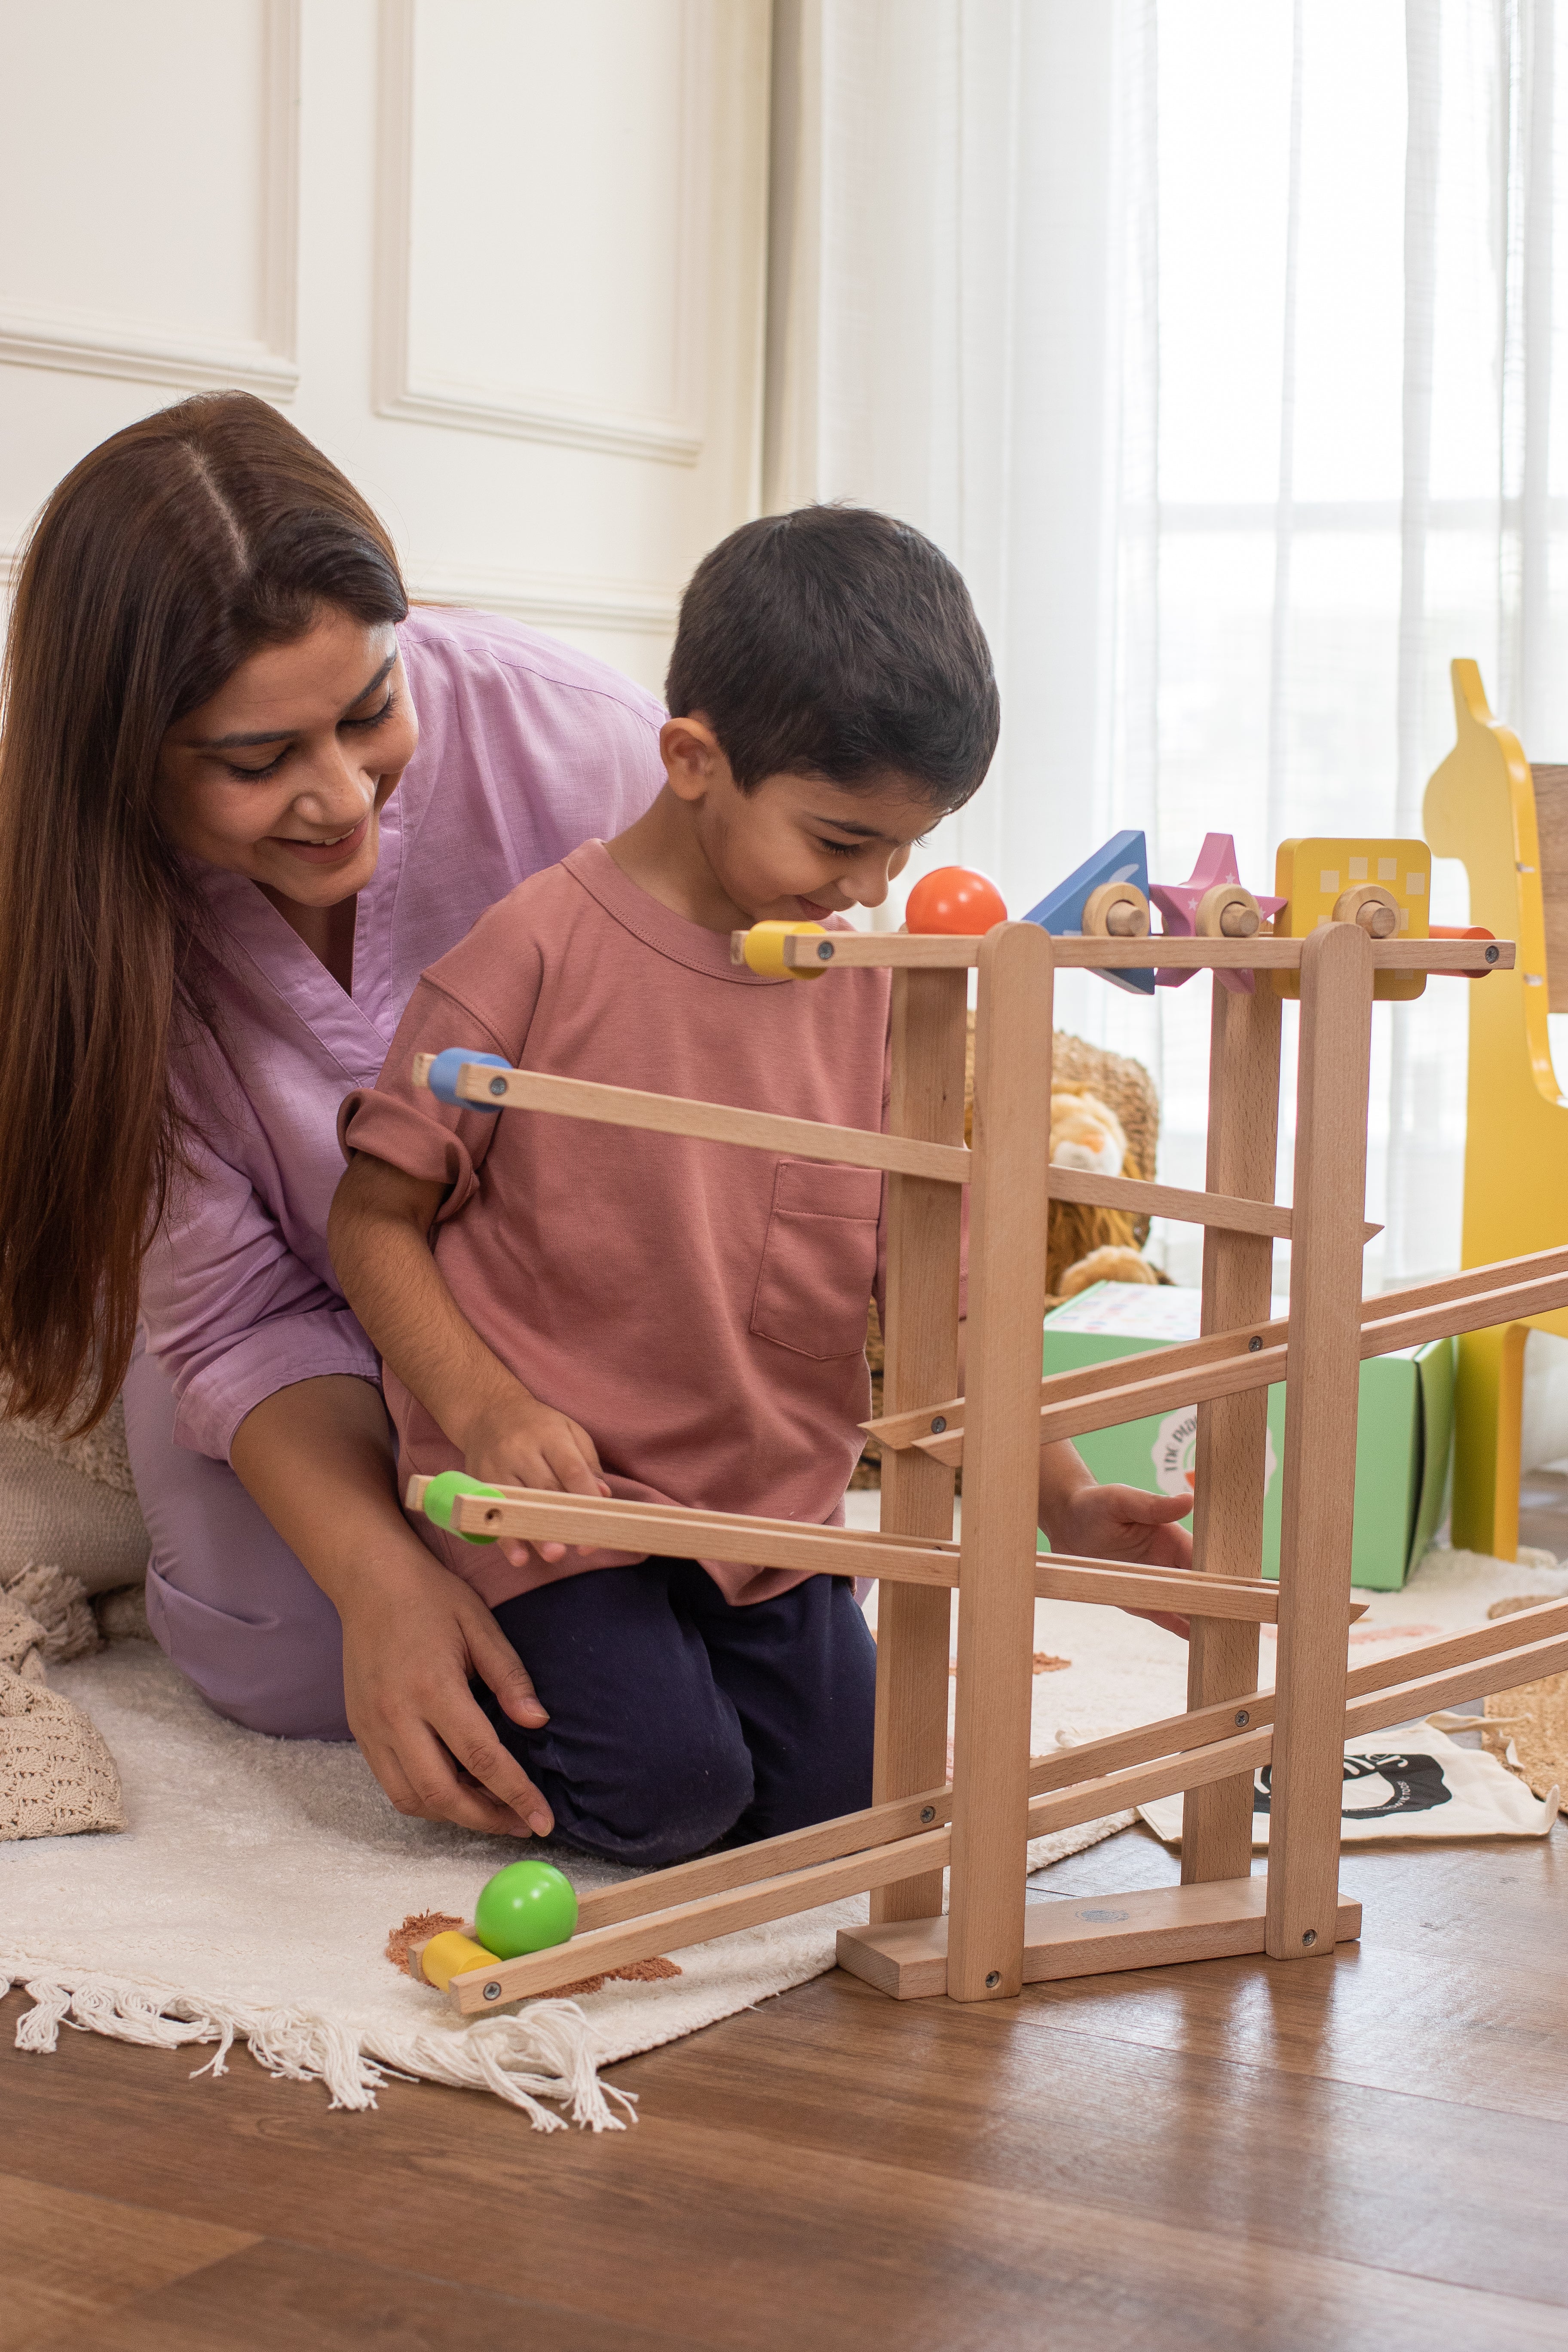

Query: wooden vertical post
[
  {"left": 1181, "top": 980, "right": 1283, "bottom": 1883},
  {"left": 946, "top": 923, "right": 1054, "bottom": 2002},
  {"left": 1265, "top": 922, "right": 1375, "bottom": 1960},
  {"left": 870, "top": 965, "right": 968, "bottom": 1923}
]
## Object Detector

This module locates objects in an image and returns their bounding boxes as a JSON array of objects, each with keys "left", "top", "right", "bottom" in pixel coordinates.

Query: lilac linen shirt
[{"left": 139, "top": 607, "right": 664, "bottom": 1462}]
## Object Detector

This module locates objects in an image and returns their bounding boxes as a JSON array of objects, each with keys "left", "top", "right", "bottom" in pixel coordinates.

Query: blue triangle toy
[{"left": 1023, "top": 829, "right": 1156, "bottom": 995}]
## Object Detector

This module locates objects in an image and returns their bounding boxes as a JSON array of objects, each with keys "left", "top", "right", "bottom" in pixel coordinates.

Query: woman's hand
[
  {"left": 336, "top": 1539, "right": 557, "bottom": 1839},
  {"left": 1037, "top": 1439, "right": 1194, "bottom": 1639},
  {"left": 456, "top": 1382, "right": 611, "bottom": 1569},
  {"left": 231, "top": 1374, "right": 557, "bottom": 1839}
]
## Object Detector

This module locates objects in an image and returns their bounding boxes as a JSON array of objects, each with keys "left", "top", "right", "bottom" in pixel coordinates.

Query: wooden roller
[
  {"left": 741, "top": 920, "right": 831, "bottom": 979},
  {"left": 1194, "top": 882, "right": 1261, "bottom": 939},
  {"left": 1332, "top": 883, "right": 1400, "bottom": 938},
  {"left": 415, "top": 1930, "right": 499, "bottom": 1991},
  {"left": 1081, "top": 881, "right": 1151, "bottom": 939}
]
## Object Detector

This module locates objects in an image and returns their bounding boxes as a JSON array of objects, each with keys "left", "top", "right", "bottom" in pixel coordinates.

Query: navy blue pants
[{"left": 481, "top": 1560, "right": 878, "bottom": 1867}]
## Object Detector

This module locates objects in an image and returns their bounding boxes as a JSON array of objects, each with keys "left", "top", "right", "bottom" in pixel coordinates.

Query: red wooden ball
[{"left": 905, "top": 867, "right": 1009, "bottom": 936}]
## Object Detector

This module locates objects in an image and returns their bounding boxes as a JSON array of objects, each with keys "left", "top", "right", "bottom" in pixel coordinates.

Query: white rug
[
  {"left": 6, "top": 1540, "right": 1556, "bottom": 2129},
  {"left": 0, "top": 1638, "right": 1127, "bottom": 2132}
]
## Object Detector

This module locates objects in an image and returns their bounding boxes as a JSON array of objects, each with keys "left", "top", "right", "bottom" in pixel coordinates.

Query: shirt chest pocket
[{"left": 749, "top": 1161, "right": 883, "bottom": 1362}]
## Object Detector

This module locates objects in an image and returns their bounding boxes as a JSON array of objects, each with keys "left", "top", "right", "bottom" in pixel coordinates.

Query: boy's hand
[
  {"left": 456, "top": 1383, "right": 612, "bottom": 1569},
  {"left": 1042, "top": 1474, "right": 1194, "bottom": 1640},
  {"left": 329, "top": 1156, "right": 612, "bottom": 1573}
]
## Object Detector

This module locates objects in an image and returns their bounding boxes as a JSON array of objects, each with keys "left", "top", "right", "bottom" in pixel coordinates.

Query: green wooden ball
[{"left": 473, "top": 1859, "right": 579, "bottom": 1958}]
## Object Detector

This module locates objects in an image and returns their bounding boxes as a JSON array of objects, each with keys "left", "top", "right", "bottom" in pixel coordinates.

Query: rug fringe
[{"left": 1, "top": 1965, "right": 635, "bottom": 2131}]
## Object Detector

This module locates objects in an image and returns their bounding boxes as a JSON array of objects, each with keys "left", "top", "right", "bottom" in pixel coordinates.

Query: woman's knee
[
  {"left": 144, "top": 1558, "right": 350, "bottom": 1740},
  {"left": 126, "top": 1340, "right": 351, "bottom": 1740}
]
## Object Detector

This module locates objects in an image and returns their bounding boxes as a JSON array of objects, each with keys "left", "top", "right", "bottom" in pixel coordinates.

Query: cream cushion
[{"left": 0, "top": 1396, "right": 149, "bottom": 1596}]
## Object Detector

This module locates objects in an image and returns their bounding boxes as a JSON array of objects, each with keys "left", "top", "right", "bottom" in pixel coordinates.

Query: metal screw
[
  {"left": 1485, "top": 943, "right": 1499, "bottom": 963},
  {"left": 1234, "top": 1709, "right": 1250, "bottom": 1727},
  {"left": 920, "top": 1806, "right": 936, "bottom": 1823},
  {"left": 985, "top": 1971, "right": 1001, "bottom": 1989},
  {"left": 484, "top": 1981, "right": 503, "bottom": 2000},
  {"left": 1301, "top": 1929, "right": 1317, "bottom": 1949},
  {"left": 489, "top": 1076, "right": 506, "bottom": 1096},
  {"left": 931, "top": 1415, "right": 947, "bottom": 1433},
  {"left": 1248, "top": 1335, "right": 1262, "bottom": 1352},
  {"left": 817, "top": 940, "right": 835, "bottom": 960}
]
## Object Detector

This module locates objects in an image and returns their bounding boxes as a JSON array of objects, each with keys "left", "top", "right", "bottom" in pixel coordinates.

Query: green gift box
[{"left": 1040, "top": 1283, "right": 1454, "bottom": 1590}]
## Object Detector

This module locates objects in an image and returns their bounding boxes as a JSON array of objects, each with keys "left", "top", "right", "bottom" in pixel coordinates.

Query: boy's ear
[{"left": 660, "top": 714, "right": 728, "bottom": 802}]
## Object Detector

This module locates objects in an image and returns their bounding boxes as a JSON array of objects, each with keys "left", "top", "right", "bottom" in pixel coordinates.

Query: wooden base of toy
[{"left": 835, "top": 1877, "right": 1363, "bottom": 2000}]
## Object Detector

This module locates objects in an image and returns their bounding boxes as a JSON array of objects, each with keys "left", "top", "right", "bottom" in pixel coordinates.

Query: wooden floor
[{"left": 3, "top": 1817, "right": 1565, "bottom": 2352}]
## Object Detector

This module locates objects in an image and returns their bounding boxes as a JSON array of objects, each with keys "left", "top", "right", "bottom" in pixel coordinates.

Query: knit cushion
[
  {"left": 0, "top": 1669, "right": 126, "bottom": 1839},
  {"left": 0, "top": 1397, "right": 149, "bottom": 1596},
  {"left": 0, "top": 1578, "right": 124, "bottom": 1840}
]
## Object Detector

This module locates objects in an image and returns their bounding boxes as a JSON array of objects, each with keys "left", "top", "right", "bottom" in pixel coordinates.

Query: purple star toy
[{"left": 1148, "top": 834, "right": 1284, "bottom": 995}]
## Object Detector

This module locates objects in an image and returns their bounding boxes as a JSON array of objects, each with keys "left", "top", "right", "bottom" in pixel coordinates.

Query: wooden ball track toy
[{"left": 406, "top": 891, "right": 1554, "bottom": 2018}]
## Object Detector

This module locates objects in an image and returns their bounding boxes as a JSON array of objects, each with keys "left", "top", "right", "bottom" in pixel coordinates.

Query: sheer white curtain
[{"left": 767, "top": 0, "right": 1568, "bottom": 1288}]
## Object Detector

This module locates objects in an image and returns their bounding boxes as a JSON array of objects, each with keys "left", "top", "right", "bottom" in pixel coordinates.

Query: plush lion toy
[
  {"left": 1056, "top": 1242, "right": 1160, "bottom": 1299},
  {"left": 1048, "top": 1087, "right": 1129, "bottom": 1179},
  {"left": 1047, "top": 1088, "right": 1160, "bottom": 1298}
]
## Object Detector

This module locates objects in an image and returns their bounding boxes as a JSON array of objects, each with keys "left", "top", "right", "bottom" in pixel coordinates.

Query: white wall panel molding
[
  {"left": 374, "top": 0, "right": 709, "bottom": 462},
  {"left": 406, "top": 558, "right": 679, "bottom": 635},
  {"left": 1, "top": 0, "right": 766, "bottom": 701},
  {"left": 0, "top": 302, "right": 299, "bottom": 398},
  {"left": 0, "top": 0, "right": 300, "bottom": 398},
  {"left": 6, "top": 541, "right": 679, "bottom": 644}
]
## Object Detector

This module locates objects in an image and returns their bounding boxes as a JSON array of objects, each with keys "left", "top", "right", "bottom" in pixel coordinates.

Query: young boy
[{"left": 331, "top": 507, "right": 1190, "bottom": 1867}]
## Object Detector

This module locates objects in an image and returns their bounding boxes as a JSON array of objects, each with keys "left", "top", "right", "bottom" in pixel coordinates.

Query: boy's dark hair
[{"left": 664, "top": 505, "right": 999, "bottom": 808}]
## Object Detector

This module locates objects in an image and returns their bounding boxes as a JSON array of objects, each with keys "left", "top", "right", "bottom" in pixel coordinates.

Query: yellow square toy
[{"left": 1272, "top": 837, "right": 1430, "bottom": 1000}]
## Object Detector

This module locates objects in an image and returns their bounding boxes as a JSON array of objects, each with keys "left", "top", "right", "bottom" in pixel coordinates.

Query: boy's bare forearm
[
  {"left": 957, "top": 1313, "right": 1101, "bottom": 1543},
  {"left": 329, "top": 1154, "right": 523, "bottom": 1452}
]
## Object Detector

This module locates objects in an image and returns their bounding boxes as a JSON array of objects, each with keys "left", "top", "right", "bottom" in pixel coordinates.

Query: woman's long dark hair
[{"left": 0, "top": 391, "right": 408, "bottom": 1431}]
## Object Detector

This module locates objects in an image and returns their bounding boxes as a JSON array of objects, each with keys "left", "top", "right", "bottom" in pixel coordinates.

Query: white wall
[{"left": 0, "top": 0, "right": 772, "bottom": 695}]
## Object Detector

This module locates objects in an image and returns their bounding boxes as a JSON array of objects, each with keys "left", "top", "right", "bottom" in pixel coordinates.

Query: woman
[{"left": 0, "top": 391, "right": 661, "bottom": 1840}]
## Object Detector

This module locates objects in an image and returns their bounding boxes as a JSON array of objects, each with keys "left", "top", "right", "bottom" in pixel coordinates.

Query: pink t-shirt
[{"left": 340, "top": 840, "right": 895, "bottom": 1608}]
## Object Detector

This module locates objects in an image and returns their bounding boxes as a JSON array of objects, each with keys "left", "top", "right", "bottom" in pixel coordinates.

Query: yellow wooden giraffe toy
[{"left": 1424, "top": 657, "right": 1568, "bottom": 1558}]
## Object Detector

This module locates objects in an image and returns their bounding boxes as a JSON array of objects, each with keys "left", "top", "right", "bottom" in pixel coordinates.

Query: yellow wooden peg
[
  {"left": 1272, "top": 837, "right": 1431, "bottom": 1000},
  {"left": 417, "top": 1931, "right": 499, "bottom": 1992},
  {"left": 741, "top": 921, "right": 830, "bottom": 980}
]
